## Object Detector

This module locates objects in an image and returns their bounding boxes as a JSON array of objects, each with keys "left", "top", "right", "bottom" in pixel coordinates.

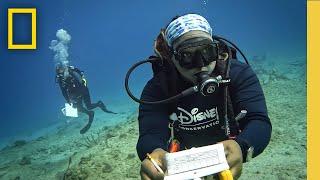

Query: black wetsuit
[
  {"left": 56, "top": 66, "right": 116, "bottom": 134},
  {"left": 137, "top": 59, "right": 272, "bottom": 161}
]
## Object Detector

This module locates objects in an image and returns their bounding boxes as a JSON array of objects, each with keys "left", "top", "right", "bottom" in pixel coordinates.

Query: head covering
[
  {"left": 172, "top": 31, "right": 213, "bottom": 50},
  {"left": 165, "top": 14, "right": 213, "bottom": 47}
]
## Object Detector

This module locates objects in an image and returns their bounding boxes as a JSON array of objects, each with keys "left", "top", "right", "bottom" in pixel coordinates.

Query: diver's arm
[
  {"left": 136, "top": 77, "right": 170, "bottom": 161},
  {"left": 58, "top": 80, "right": 70, "bottom": 104},
  {"left": 74, "top": 68, "right": 86, "bottom": 85},
  {"left": 70, "top": 68, "right": 86, "bottom": 86},
  {"left": 230, "top": 62, "right": 272, "bottom": 161},
  {"left": 61, "top": 88, "right": 70, "bottom": 104},
  {"left": 73, "top": 67, "right": 84, "bottom": 77}
]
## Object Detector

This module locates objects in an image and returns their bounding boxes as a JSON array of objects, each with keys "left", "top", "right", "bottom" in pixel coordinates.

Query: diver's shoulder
[
  {"left": 146, "top": 74, "right": 162, "bottom": 88},
  {"left": 230, "top": 59, "right": 252, "bottom": 73},
  {"left": 144, "top": 73, "right": 168, "bottom": 93},
  {"left": 229, "top": 59, "right": 255, "bottom": 79},
  {"left": 230, "top": 59, "right": 249, "bottom": 69},
  {"left": 141, "top": 74, "right": 165, "bottom": 99}
]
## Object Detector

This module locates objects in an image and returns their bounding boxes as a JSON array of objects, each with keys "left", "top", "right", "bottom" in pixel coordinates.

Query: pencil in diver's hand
[{"left": 146, "top": 153, "right": 164, "bottom": 174}]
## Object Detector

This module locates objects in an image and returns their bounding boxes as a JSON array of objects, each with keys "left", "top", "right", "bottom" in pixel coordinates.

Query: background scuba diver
[
  {"left": 56, "top": 65, "right": 117, "bottom": 134},
  {"left": 126, "top": 14, "right": 272, "bottom": 179}
]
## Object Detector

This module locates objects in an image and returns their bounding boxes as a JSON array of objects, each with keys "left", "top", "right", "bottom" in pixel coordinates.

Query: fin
[
  {"left": 80, "top": 111, "right": 94, "bottom": 134},
  {"left": 98, "top": 101, "right": 117, "bottom": 114}
]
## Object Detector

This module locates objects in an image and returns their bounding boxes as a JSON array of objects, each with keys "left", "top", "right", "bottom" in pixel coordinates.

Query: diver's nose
[{"left": 193, "top": 50, "right": 205, "bottom": 68}]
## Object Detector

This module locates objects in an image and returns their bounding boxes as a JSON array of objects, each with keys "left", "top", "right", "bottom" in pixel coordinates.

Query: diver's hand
[
  {"left": 219, "top": 140, "right": 243, "bottom": 179},
  {"left": 66, "top": 99, "right": 72, "bottom": 106},
  {"left": 140, "top": 148, "right": 167, "bottom": 180}
]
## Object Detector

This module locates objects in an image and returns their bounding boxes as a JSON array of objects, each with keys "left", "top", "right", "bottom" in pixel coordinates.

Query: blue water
[{"left": 0, "top": 0, "right": 306, "bottom": 140}]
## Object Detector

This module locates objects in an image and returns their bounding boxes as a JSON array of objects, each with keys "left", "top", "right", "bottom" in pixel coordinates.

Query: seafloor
[{"left": 0, "top": 56, "right": 306, "bottom": 180}]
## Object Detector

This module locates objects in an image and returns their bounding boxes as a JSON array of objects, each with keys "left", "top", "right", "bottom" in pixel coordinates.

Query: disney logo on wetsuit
[{"left": 171, "top": 106, "right": 220, "bottom": 131}]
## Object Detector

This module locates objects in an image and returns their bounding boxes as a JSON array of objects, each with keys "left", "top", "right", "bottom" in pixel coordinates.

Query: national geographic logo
[{"left": 7, "top": 8, "right": 37, "bottom": 50}]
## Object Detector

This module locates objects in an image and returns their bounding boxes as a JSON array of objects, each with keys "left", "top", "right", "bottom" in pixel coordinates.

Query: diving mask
[{"left": 173, "top": 42, "right": 218, "bottom": 69}]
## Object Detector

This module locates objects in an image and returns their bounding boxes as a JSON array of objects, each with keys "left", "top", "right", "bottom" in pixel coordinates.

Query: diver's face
[
  {"left": 173, "top": 58, "right": 216, "bottom": 85},
  {"left": 172, "top": 43, "right": 217, "bottom": 85},
  {"left": 57, "top": 67, "right": 69, "bottom": 78},
  {"left": 57, "top": 68, "right": 64, "bottom": 75},
  {"left": 63, "top": 68, "right": 70, "bottom": 77}
]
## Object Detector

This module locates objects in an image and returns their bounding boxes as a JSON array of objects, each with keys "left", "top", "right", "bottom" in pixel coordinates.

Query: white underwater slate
[
  {"left": 61, "top": 103, "right": 78, "bottom": 117},
  {"left": 164, "top": 143, "right": 229, "bottom": 180}
]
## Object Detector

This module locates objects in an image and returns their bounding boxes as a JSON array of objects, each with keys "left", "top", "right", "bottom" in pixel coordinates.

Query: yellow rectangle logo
[{"left": 8, "top": 8, "right": 37, "bottom": 49}]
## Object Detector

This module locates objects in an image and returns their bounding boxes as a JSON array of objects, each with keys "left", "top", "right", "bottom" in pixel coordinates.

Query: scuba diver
[
  {"left": 125, "top": 14, "right": 272, "bottom": 179},
  {"left": 56, "top": 64, "right": 116, "bottom": 134}
]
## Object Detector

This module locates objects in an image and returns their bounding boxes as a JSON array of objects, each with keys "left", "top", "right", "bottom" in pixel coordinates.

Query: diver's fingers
[
  {"left": 141, "top": 159, "right": 164, "bottom": 180},
  {"left": 229, "top": 165, "right": 242, "bottom": 180},
  {"left": 140, "top": 171, "right": 152, "bottom": 180}
]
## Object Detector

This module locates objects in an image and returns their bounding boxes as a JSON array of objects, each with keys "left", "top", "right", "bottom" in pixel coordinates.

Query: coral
[
  {"left": 0, "top": 172, "right": 7, "bottom": 179},
  {"left": 35, "top": 136, "right": 47, "bottom": 142},
  {"left": 63, "top": 167, "right": 89, "bottom": 180},
  {"left": 105, "top": 132, "right": 116, "bottom": 139},
  {"left": 78, "top": 134, "right": 99, "bottom": 148},
  {"left": 78, "top": 155, "right": 92, "bottom": 166},
  {"left": 102, "top": 126, "right": 109, "bottom": 131},
  {"left": 102, "top": 163, "right": 113, "bottom": 173},
  {"left": 13, "top": 140, "right": 27, "bottom": 147},
  {"left": 62, "top": 157, "right": 73, "bottom": 180},
  {"left": 119, "top": 134, "right": 127, "bottom": 139},
  {"left": 126, "top": 153, "right": 136, "bottom": 159},
  {"left": 19, "top": 156, "right": 31, "bottom": 165}
]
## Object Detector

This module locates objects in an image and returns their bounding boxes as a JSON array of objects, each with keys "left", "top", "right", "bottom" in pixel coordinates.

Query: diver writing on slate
[
  {"left": 56, "top": 64, "right": 117, "bottom": 134},
  {"left": 125, "top": 13, "right": 272, "bottom": 179}
]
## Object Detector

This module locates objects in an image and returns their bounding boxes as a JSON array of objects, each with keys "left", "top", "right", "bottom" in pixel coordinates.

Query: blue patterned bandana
[{"left": 165, "top": 14, "right": 213, "bottom": 47}]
